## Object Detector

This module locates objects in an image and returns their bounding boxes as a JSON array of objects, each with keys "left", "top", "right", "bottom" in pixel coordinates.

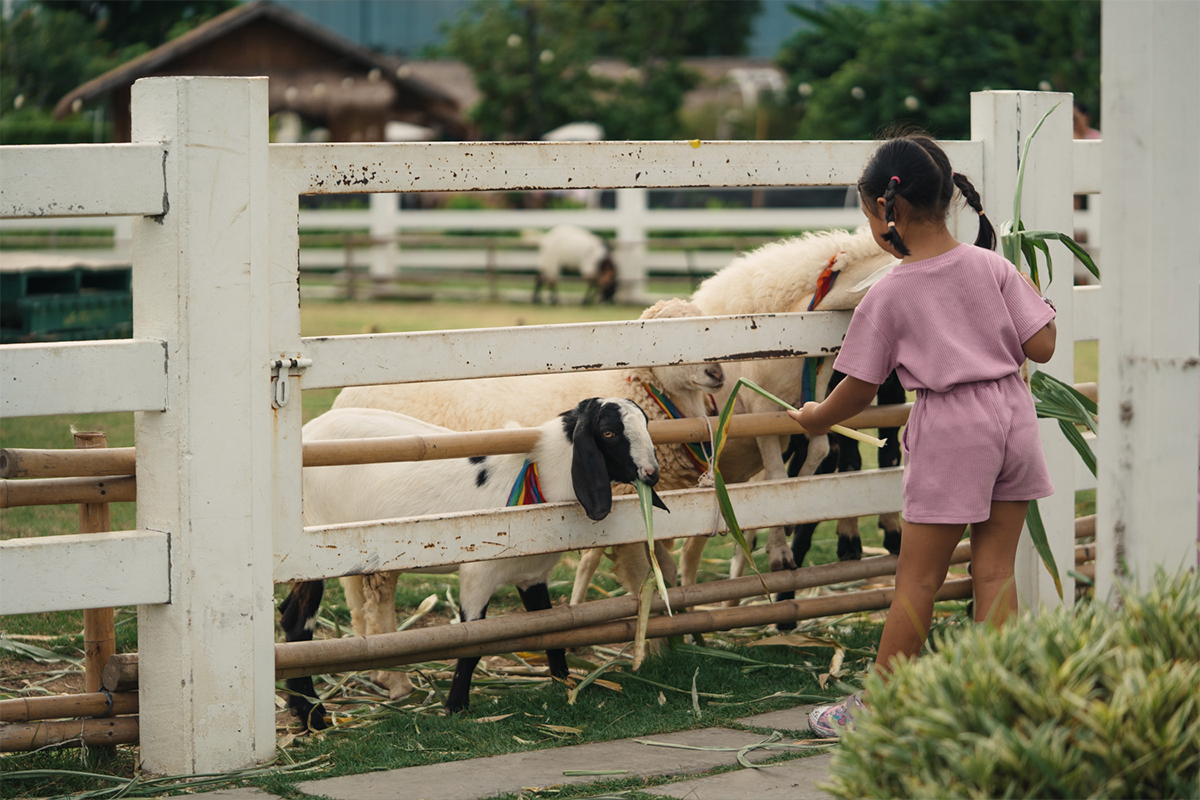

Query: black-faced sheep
[
  {"left": 279, "top": 397, "right": 664, "bottom": 730},
  {"left": 531, "top": 224, "right": 617, "bottom": 305}
]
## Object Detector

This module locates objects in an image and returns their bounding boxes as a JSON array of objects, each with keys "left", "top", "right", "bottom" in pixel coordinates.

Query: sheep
[
  {"left": 674, "top": 226, "right": 902, "bottom": 594},
  {"left": 332, "top": 298, "right": 726, "bottom": 606},
  {"left": 531, "top": 224, "right": 618, "bottom": 305},
  {"left": 278, "top": 396, "right": 664, "bottom": 730}
]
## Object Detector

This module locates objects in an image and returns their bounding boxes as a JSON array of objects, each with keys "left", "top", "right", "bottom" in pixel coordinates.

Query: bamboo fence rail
[{"left": 1, "top": 407, "right": 911, "bottom": 482}]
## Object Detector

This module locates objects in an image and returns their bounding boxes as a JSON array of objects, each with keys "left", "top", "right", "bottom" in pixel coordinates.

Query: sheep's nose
[
  {"left": 640, "top": 466, "right": 660, "bottom": 486},
  {"left": 706, "top": 365, "right": 725, "bottom": 386}
]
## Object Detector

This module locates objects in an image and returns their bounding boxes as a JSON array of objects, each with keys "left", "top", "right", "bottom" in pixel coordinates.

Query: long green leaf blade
[
  {"left": 1013, "top": 102, "right": 1064, "bottom": 224},
  {"left": 637, "top": 478, "right": 673, "bottom": 616},
  {"left": 1025, "top": 500, "right": 1064, "bottom": 599}
]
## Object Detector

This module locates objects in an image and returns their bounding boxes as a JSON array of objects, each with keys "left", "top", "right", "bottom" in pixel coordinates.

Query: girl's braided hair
[{"left": 858, "top": 134, "right": 996, "bottom": 256}]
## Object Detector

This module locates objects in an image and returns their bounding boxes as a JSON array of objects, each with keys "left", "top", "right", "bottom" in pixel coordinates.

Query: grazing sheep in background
[
  {"left": 279, "top": 397, "right": 664, "bottom": 730},
  {"left": 531, "top": 224, "right": 618, "bottom": 305},
  {"left": 675, "top": 226, "right": 902, "bottom": 593},
  {"left": 333, "top": 298, "right": 725, "bottom": 605}
]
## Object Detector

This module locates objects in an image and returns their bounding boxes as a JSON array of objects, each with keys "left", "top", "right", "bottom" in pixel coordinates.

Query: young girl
[{"left": 789, "top": 134, "right": 1058, "bottom": 737}]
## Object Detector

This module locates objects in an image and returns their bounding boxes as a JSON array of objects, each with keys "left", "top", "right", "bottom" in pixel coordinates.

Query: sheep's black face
[
  {"left": 563, "top": 398, "right": 659, "bottom": 484},
  {"left": 564, "top": 398, "right": 664, "bottom": 520}
]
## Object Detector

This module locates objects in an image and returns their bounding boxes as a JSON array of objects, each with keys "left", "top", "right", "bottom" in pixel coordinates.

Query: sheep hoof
[
  {"left": 882, "top": 529, "right": 902, "bottom": 555},
  {"left": 836, "top": 535, "right": 863, "bottom": 561},
  {"left": 373, "top": 670, "right": 415, "bottom": 701},
  {"left": 768, "top": 550, "right": 797, "bottom": 572}
]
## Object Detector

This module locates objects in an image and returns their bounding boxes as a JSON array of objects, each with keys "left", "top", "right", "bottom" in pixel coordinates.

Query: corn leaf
[
  {"left": 636, "top": 479, "right": 672, "bottom": 616},
  {"left": 1012, "top": 101, "right": 1064, "bottom": 226},
  {"left": 1021, "top": 230, "right": 1100, "bottom": 280},
  {"left": 1025, "top": 499, "right": 1064, "bottom": 599}
]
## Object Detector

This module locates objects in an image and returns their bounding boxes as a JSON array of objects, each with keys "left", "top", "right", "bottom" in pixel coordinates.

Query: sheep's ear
[
  {"left": 570, "top": 403, "right": 612, "bottom": 521},
  {"left": 651, "top": 487, "right": 670, "bottom": 512}
]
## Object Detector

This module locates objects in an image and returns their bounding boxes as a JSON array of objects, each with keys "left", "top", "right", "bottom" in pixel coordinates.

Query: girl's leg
[
  {"left": 875, "top": 519, "right": 965, "bottom": 675},
  {"left": 967, "top": 500, "right": 1028, "bottom": 627}
]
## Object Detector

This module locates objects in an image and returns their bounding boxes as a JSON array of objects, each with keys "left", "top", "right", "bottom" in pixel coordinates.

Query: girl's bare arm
[
  {"left": 787, "top": 375, "right": 881, "bottom": 436},
  {"left": 1023, "top": 320, "right": 1057, "bottom": 363}
]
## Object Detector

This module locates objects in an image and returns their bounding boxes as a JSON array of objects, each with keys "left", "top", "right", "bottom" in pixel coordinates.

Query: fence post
[
  {"left": 972, "top": 90, "right": 1077, "bottom": 611},
  {"left": 129, "top": 77, "right": 275, "bottom": 773},
  {"left": 615, "top": 187, "right": 648, "bottom": 303},
  {"left": 368, "top": 191, "right": 399, "bottom": 292},
  {"left": 1097, "top": 0, "right": 1200, "bottom": 595}
]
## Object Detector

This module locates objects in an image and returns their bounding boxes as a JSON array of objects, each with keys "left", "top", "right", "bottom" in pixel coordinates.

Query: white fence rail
[{"left": 1, "top": 79, "right": 1123, "bottom": 774}]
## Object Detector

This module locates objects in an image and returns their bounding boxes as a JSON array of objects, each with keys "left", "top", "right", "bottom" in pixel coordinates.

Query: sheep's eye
[{"left": 602, "top": 430, "right": 615, "bottom": 439}]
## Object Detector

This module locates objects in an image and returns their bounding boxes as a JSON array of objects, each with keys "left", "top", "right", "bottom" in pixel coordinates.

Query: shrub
[{"left": 825, "top": 569, "right": 1200, "bottom": 799}]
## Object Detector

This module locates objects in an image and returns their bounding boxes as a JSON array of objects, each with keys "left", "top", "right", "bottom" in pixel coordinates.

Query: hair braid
[
  {"left": 952, "top": 173, "right": 996, "bottom": 251},
  {"left": 881, "top": 176, "right": 910, "bottom": 256}
]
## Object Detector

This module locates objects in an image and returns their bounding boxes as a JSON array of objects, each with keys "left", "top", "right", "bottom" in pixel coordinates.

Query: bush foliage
[{"left": 826, "top": 569, "right": 1200, "bottom": 799}]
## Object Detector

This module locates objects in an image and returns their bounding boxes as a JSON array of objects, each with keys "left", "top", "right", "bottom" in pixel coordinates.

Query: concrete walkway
[
  {"left": 192, "top": 705, "right": 834, "bottom": 799},
  {"left": 266, "top": 704, "right": 837, "bottom": 800}
]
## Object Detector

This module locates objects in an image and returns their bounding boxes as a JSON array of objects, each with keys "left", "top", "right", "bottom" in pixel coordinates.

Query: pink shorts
[{"left": 901, "top": 372, "right": 1053, "bottom": 525}]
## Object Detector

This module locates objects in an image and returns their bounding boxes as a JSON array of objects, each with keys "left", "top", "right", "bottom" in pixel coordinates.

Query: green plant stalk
[
  {"left": 636, "top": 479, "right": 673, "bottom": 616},
  {"left": 709, "top": 376, "right": 886, "bottom": 575},
  {"left": 999, "top": 101, "right": 1104, "bottom": 599}
]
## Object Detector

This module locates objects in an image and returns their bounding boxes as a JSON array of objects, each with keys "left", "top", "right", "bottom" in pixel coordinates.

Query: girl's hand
[{"left": 787, "top": 401, "right": 831, "bottom": 436}]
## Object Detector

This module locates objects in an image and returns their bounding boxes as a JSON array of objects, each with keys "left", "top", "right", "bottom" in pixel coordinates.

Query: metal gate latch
[{"left": 270, "top": 356, "right": 312, "bottom": 408}]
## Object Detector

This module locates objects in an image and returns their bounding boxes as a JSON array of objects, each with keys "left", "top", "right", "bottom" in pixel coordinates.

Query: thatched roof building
[{"left": 53, "top": 1, "right": 472, "bottom": 143}]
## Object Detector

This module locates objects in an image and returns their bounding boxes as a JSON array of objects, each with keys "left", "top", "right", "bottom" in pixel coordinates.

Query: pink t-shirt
[{"left": 833, "top": 244, "right": 1056, "bottom": 393}]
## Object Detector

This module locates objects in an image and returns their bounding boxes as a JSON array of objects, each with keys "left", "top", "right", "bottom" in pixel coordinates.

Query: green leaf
[
  {"left": 636, "top": 479, "right": 673, "bottom": 616},
  {"left": 1057, "top": 419, "right": 1097, "bottom": 477},
  {"left": 1025, "top": 500, "right": 1064, "bottom": 599},
  {"left": 1021, "top": 230, "right": 1099, "bottom": 280},
  {"left": 1013, "top": 102, "right": 1065, "bottom": 226}
]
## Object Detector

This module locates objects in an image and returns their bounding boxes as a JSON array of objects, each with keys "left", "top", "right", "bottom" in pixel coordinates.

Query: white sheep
[
  {"left": 531, "top": 224, "right": 617, "bottom": 305},
  {"left": 279, "top": 396, "right": 663, "bottom": 729},
  {"left": 333, "top": 298, "right": 725, "bottom": 606},
  {"left": 676, "top": 226, "right": 900, "bottom": 591}
]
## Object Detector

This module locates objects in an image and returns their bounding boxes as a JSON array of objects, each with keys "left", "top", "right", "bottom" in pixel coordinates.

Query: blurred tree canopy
[
  {"left": 440, "top": 0, "right": 760, "bottom": 140},
  {"left": 777, "top": 0, "right": 1101, "bottom": 140},
  {"left": 1, "top": 0, "right": 234, "bottom": 143}
]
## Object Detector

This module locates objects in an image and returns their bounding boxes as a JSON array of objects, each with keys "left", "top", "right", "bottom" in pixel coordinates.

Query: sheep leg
[
  {"left": 278, "top": 580, "right": 329, "bottom": 732},
  {"left": 877, "top": 371, "right": 906, "bottom": 554},
  {"left": 679, "top": 535, "right": 706, "bottom": 588},
  {"left": 517, "top": 582, "right": 569, "bottom": 680},
  {"left": 831, "top": 431, "right": 865, "bottom": 561},
  {"left": 570, "top": 547, "right": 607, "bottom": 605},
  {"left": 532, "top": 273, "right": 544, "bottom": 304},
  {"left": 446, "top": 600, "right": 489, "bottom": 715}
]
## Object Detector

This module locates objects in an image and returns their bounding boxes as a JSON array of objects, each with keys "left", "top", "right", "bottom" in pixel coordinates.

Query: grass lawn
[{"left": 0, "top": 295, "right": 1097, "bottom": 797}]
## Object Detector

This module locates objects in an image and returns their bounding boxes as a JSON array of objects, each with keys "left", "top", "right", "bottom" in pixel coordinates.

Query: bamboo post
[
  {"left": 74, "top": 431, "right": 116, "bottom": 695},
  {"left": 101, "top": 653, "right": 140, "bottom": 693}
]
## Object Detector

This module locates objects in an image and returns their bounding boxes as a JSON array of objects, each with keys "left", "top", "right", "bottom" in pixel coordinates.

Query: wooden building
[{"left": 53, "top": 1, "right": 471, "bottom": 143}]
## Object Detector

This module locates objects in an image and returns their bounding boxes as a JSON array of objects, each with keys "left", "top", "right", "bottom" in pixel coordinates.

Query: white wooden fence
[
  {"left": 2, "top": 19, "right": 1196, "bottom": 771},
  {"left": 0, "top": 187, "right": 1101, "bottom": 298}
]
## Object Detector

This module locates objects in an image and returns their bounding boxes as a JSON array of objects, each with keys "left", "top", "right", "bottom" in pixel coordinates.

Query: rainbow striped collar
[
  {"left": 507, "top": 460, "right": 545, "bottom": 506},
  {"left": 642, "top": 383, "right": 713, "bottom": 472}
]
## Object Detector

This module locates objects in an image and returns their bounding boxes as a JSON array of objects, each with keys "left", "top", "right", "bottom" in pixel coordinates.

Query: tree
[
  {"left": 0, "top": 1, "right": 233, "bottom": 143},
  {"left": 777, "top": 0, "right": 1101, "bottom": 140},
  {"left": 440, "top": 0, "right": 761, "bottom": 141}
]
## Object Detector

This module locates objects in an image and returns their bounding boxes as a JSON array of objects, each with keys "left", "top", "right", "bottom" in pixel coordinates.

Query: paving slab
[
  {"left": 643, "top": 753, "right": 837, "bottom": 799},
  {"left": 296, "top": 727, "right": 785, "bottom": 800},
  {"left": 736, "top": 704, "right": 818, "bottom": 733},
  {"left": 188, "top": 790, "right": 280, "bottom": 799}
]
